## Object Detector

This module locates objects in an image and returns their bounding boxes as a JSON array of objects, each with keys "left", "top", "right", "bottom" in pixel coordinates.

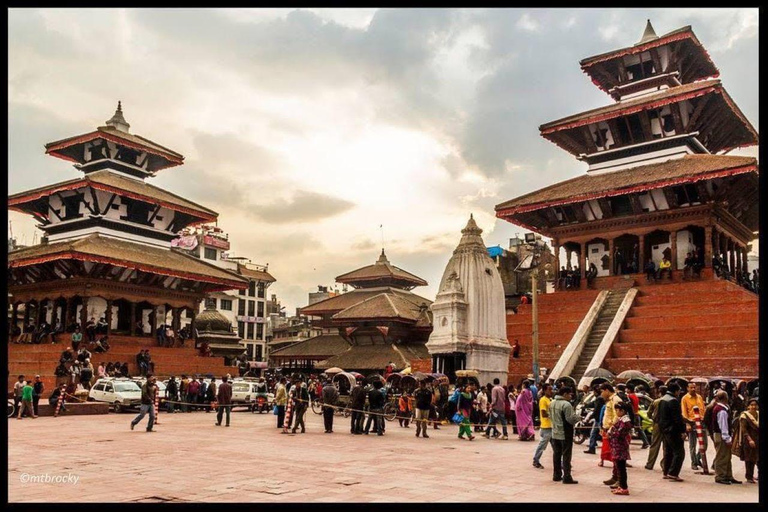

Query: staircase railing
[
  {"left": 577, "top": 288, "right": 638, "bottom": 390},
  {"left": 548, "top": 291, "right": 609, "bottom": 382}
]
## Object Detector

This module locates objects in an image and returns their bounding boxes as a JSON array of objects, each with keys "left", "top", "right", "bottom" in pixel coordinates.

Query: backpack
[
  {"left": 448, "top": 388, "right": 461, "bottom": 404},
  {"left": 703, "top": 401, "right": 718, "bottom": 434}
]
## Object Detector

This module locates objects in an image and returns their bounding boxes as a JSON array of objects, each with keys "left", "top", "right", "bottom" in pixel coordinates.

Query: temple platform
[
  {"left": 7, "top": 335, "right": 238, "bottom": 391},
  {"left": 506, "top": 276, "right": 758, "bottom": 385}
]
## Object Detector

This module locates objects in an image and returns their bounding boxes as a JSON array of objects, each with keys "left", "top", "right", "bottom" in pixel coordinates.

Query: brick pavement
[{"left": 7, "top": 409, "right": 758, "bottom": 503}]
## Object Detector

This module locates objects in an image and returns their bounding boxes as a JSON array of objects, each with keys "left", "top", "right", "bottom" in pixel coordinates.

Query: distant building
[
  {"left": 173, "top": 224, "right": 275, "bottom": 363},
  {"left": 488, "top": 235, "right": 555, "bottom": 302}
]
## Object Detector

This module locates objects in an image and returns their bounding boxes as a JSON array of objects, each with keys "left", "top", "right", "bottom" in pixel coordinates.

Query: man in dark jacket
[
  {"left": 657, "top": 382, "right": 687, "bottom": 481},
  {"left": 165, "top": 376, "right": 178, "bottom": 413},
  {"left": 216, "top": 375, "right": 232, "bottom": 427},
  {"left": 130, "top": 375, "right": 158, "bottom": 432},
  {"left": 322, "top": 380, "right": 340, "bottom": 433},
  {"left": 291, "top": 380, "right": 310, "bottom": 433},
  {"left": 550, "top": 386, "right": 580, "bottom": 484},
  {"left": 413, "top": 380, "right": 433, "bottom": 438},
  {"left": 349, "top": 382, "right": 367, "bottom": 435},
  {"left": 364, "top": 380, "right": 386, "bottom": 436}
]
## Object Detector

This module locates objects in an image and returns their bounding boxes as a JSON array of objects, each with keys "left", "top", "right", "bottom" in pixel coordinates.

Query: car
[
  {"left": 231, "top": 379, "right": 273, "bottom": 410},
  {"left": 89, "top": 378, "right": 142, "bottom": 413}
]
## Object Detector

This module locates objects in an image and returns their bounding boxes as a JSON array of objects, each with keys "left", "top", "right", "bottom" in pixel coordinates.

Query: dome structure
[
  {"left": 195, "top": 300, "right": 243, "bottom": 359},
  {"left": 426, "top": 215, "right": 510, "bottom": 385}
]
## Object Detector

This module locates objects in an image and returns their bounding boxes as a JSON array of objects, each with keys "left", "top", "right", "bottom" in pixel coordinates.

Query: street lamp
[{"left": 531, "top": 263, "right": 552, "bottom": 386}]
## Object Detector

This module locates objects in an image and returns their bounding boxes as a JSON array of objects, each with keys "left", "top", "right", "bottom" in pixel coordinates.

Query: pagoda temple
[
  {"left": 8, "top": 104, "right": 249, "bottom": 388},
  {"left": 281, "top": 250, "right": 433, "bottom": 374},
  {"left": 495, "top": 22, "right": 759, "bottom": 384}
]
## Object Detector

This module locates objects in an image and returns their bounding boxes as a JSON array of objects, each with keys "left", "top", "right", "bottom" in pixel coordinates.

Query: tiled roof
[
  {"left": 300, "top": 287, "right": 432, "bottom": 317},
  {"left": 8, "top": 170, "right": 217, "bottom": 221},
  {"left": 269, "top": 334, "right": 350, "bottom": 359},
  {"left": 7, "top": 234, "right": 247, "bottom": 288},
  {"left": 314, "top": 342, "right": 431, "bottom": 371},
  {"left": 495, "top": 155, "right": 757, "bottom": 214},
  {"left": 331, "top": 293, "right": 429, "bottom": 323},
  {"left": 45, "top": 125, "right": 183, "bottom": 167},
  {"left": 540, "top": 80, "right": 718, "bottom": 133},
  {"left": 335, "top": 250, "right": 427, "bottom": 288},
  {"left": 236, "top": 264, "right": 276, "bottom": 283}
]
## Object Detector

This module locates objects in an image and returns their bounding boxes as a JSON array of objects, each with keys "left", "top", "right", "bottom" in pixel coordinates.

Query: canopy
[
  {"left": 616, "top": 370, "right": 647, "bottom": 380},
  {"left": 324, "top": 367, "right": 344, "bottom": 376}
]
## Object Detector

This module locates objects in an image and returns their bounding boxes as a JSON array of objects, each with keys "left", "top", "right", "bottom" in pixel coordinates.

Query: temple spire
[
  {"left": 105, "top": 101, "right": 130, "bottom": 133},
  {"left": 376, "top": 248, "right": 389, "bottom": 265},
  {"left": 637, "top": 19, "right": 659, "bottom": 45}
]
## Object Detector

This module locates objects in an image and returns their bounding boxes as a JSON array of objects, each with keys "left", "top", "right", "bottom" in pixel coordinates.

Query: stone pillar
[
  {"left": 63, "top": 298, "right": 71, "bottom": 328},
  {"left": 105, "top": 299, "right": 113, "bottom": 336},
  {"left": 11, "top": 303, "right": 19, "bottom": 331},
  {"left": 22, "top": 301, "right": 30, "bottom": 327},
  {"left": 704, "top": 226, "right": 713, "bottom": 268},
  {"left": 638, "top": 234, "right": 646, "bottom": 271},
  {"left": 566, "top": 248, "right": 573, "bottom": 271},
  {"left": 553, "top": 240, "right": 560, "bottom": 285},
  {"left": 670, "top": 230, "right": 678, "bottom": 271},
  {"left": 35, "top": 300, "right": 44, "bottom": 328},
  {"left": 150, "top": 305, "right": 158, "bottom": 333},
  {"left": 742, "top": 247, "right": 749, "bottom": 274},
  {"left": 608, "top": 238, "right": 615, "bottom": 276},
  {"left": 579, "top": 245, "right": 586, "bottom": 279},
  {"left": 130, "top": 302, "right": 137, "bottom": 337},
  {"left": 80, "top": 297, "right": 89, "bottom": 330},
  {"left": 729, "top": 240, "right": 736, "bottom": 276}
]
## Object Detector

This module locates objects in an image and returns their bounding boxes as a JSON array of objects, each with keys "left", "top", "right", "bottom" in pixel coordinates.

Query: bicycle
[{"left": 7, "top": 399, "right": 16, "bottom": 419}]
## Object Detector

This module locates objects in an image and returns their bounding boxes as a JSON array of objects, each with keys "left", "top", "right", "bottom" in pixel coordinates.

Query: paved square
[{"left": 8, "top": 409, "right": 759, "bottom": 503}]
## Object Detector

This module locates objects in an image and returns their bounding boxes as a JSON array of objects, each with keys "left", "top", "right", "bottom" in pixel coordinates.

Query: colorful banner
[{"left": 171, "top": 235, "right": 198, "bottom": 250}]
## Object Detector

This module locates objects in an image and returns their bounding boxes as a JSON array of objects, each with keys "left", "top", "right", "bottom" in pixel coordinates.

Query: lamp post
[{"left": 531, "top": 263, "right": 552, "bottom": 386}]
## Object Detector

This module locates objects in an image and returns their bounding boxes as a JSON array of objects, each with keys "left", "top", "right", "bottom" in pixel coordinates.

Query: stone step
[
  {"left": 611, "top": 340, "right": 757, "bottom": 359},
  {"left": 619, "top": 325, "right": 757, "bottom": 343}
]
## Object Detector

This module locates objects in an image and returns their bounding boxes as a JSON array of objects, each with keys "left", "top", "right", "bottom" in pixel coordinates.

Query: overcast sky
[{"left": 8, "top": 8, "right": 759, "bottom": 314}]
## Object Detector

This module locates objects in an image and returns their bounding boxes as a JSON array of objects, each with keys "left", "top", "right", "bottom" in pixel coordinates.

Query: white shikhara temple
[{"left": 427, "top": 215, "right": 510, "bottom": 385}]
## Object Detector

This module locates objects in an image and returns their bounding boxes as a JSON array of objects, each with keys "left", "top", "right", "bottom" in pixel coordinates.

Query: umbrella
[
  {"left": 366, "top": 373, "right": 385, "bottom": 383},
  {"left": 583, "top": 368, "right": 614, "bottom": 379},
  {"left": 690, "top": 377, "right": 709, "bottom": 384},
  {"left": 616, "top": 370, "right": 647, "bottom": 380},
  {"left": 412, "top": 371, "right": 429, "bottom": 381},
  {"left": 323, "top": 367, "right": 344, "bottom": 375}
]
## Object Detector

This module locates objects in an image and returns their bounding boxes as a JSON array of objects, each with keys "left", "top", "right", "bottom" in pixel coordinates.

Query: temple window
[
  {"left": 672, "top": 184, "right": 701, "bottom": 207},
  {"left": 608, "top": 195, "right": 633, "bottom": 217},
  {"left": 248, "top": 281, "right": 256, "bottom": 297},
  {"left": 60, "top": 193, "right": 85, "bottom": 220},
  {"left": 247, "top": 323, "right": 254, "bottom": 339},
  {"left": 237, "top": 321, "right": 245, "bottom": 338},
  {"left": 120, "top": 197, "right": 154, "bottom": 226},
  {"left": 624, "top": 51, "right": 656, "bottom": 81},
  {"left": 220, "top": 299, "right": 233, "bottom": 311},
  {"left": 237, "top": 300, "right": 246, "bottom": 315},
  {"left": 203, "top": 247, "right": 217, "bottom": 260},
  {"left": 247, "top": 300, "right": 255, "bottom": 316}
]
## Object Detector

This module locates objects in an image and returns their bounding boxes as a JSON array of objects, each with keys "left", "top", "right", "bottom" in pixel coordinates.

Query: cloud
[{"left": 251, "top": 190, "right": 356, "bottom": 224}]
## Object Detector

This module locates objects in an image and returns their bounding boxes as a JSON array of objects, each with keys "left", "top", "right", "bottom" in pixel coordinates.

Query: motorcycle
[
  {"left": 573, "top": 392, "right": 597, "bottom": 445},
  {"left": 250, "top": 394, "right": 270, "bottom": 414}
]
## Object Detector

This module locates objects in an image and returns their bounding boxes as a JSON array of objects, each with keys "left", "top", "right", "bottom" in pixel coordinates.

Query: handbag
[
  {"left": 273, "top": 405, "right": 279, "bottom": 415},
  {"left": 452, "top": 412, "right": 465, "bottom": 424}
]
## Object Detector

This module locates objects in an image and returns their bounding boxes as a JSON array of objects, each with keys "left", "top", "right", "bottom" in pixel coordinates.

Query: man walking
[
  {"left": 483, "top": 378, "right": 509, "bottom": 440},
  {"left": 349, "top": 379, "right": 367, "bottom": 435},
  {"left": 681, "top": 382, "right": 707, "bottom": 470},
  {"left": 533, "top": 383, "right": 554, "bottom": 469},
  {"left": 711, "top": 390, "right": 740, "bottom": 484},
  {"left": 130, "top": 374, "right": 157, "bottom": 432},
  {"left": 32, "top": 375, "right": 45, "bottom": 417},
  {"left": 215, "top": 375, "right": 232, "bottom": 427},
  {"left": 322, "top": 379, "right": 339, "bottom": 433},
  {"left": 413, "top": 380, "right": 433, "bottom": 438},
  {"left": 549, "top": 386, "right": 580, "bottom": 484},
  {"left": 645, "top": 385, "right": 667, "bottom": 470},
  {"left": 657, "top": 382, "right": 686, "bottom": 481},
  {"left": 17, "top": 380, "right": 37, "bottom": 419},
  {"left": 13, "top": 375, "right": 25, "bottom": 417},
  {"left": 166, "top": 376, "right": 178, "bottom": 413},
  {"left": 187, "top": 377, "right": 200, "bottom": 412}
]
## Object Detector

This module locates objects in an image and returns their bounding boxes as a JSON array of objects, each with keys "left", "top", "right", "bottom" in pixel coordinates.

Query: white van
[{"left": 88, "top": 378, "right": 142, "bottom": 413}]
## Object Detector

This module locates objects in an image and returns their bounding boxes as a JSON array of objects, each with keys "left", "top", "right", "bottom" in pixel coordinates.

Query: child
[
  {"left": 398, "top": 392, "right": 412, "bottom": 428},
  {"left": 609, "top": 402, "right": 633, "bottom": 495}
]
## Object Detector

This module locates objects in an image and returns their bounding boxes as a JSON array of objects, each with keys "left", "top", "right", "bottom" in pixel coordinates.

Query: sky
[{"left": 8, "top": 8, "right": 759, "bottom": 314}]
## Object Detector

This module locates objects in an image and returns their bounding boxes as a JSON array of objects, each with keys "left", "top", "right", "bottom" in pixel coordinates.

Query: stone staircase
[{"left": 569, "top": 288, "right": 629, "bottom": 383}]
